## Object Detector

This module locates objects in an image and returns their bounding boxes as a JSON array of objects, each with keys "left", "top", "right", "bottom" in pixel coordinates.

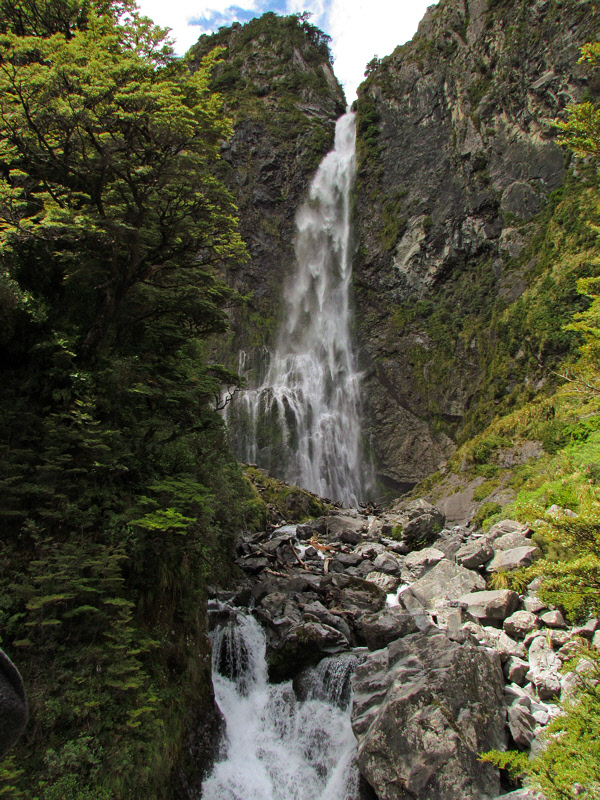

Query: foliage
[
  {"left": 556, "top": 44, "right": 600, "bottom": 159},
  {"left": 0, "top": 1, "right": 250, "bottom": 797},
  {"left": 472, "top": 501, "right": 502, "bottom": 530},
  {"left": 481, "top": 648, "right": 600, "bottom": 799}
]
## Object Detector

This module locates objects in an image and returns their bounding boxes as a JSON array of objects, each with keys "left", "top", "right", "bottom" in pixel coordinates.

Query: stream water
[
  {"left": 225, "top": 113, "right": 368, "bottom": 506},
  {"left": 201, "top": 607, "right": 360, "bottom": 800}
]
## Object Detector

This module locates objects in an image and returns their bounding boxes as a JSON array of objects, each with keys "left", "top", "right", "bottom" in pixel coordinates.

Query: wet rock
[
  {"left": 358, "top": 607, "right": 419, "bottom": 650},
  {"left": 455, "top": 538, "right": 494, "bottom": 569},
  {"left": 401, "top": 547, "right": 445, "bottom": 581},
  {"left": 239, "top": 556, "right": 270, "bottom": 574},
  {"left": 269, "top": 622, "right": 350, "bottom": 681},
  {"left": 504, "top": 611, "right": 540, "bottom": 639},
  {"left": 301, "top": 601, "right": 352, "bottom": 641},
  {"left": 487, "top": 546, "right": 541, "bottom": 572},
  {"left": 339, "top": 529, "right": 363, "bottom": 545},
  {"left": 459, "top": 589, "right": 520, "bottom": 625},
  {"left": 352, "top": 628, "right": 505, "bottom": 800},
  {"left": 407, "top": 560, "right": 485, "bottom": 608}
]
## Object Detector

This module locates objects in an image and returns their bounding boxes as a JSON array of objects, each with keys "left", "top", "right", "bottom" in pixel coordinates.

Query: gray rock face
[
  {"left": 352, "top": 628, "right": 505, "bottom": 800},
  {"left": 408, "top": 560, "right": 485, "bottom": 608},
  {"left": 459, "top": 590, "right": 520, "bottom": 625},
  {"left": 508, "top": 701, "right": 536, "bottom": 748},
  {"left": 353, "top": 0, "right": 595, "bottom": 487},
  {"left": 389, "top": 500, "right": 446, "bottom": 549}
]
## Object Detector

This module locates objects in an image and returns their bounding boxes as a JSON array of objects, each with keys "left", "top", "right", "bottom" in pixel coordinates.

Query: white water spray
[
  {"left": 202, "top": 609, "right": 359, "bottom": 800},
  {"left": 226, "top": 113, "right": 367, "bottom": 506}
]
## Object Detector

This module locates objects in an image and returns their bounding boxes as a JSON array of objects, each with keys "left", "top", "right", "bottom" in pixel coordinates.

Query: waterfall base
[{"left": 202, "top": 607, "right": 360, "bottom": 800}]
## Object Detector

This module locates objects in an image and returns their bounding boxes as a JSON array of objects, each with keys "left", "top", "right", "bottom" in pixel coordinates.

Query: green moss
[
  {"left": 473, "top": 479, "right": 499, "bottom": 502},
  {"left": 472, "top": 501, "right": 503, "bottom": 529}
]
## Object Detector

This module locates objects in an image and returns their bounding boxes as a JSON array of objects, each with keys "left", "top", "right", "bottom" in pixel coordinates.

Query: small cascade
[
  {"left": 225, "top": 113, "right": 369, "bottom": 507},
  {"left": 202, "top": 607, "right": 360, "bottom": 800}
]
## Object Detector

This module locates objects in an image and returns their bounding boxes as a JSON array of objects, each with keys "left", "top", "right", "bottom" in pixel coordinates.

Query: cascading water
[
  {"left": 202, "top": 607, "right": 360, "bottom": 800},
  {"left": 226, "top": 113, "right": 368, "bottom": 506}
]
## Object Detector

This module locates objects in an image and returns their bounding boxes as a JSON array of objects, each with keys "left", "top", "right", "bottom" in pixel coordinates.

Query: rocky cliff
[
  {"left": 354, "top": 0, "right": 598, "bottom": 493},
  {"left": 190, "top": 14, "right": 345, "bottom": 378}
]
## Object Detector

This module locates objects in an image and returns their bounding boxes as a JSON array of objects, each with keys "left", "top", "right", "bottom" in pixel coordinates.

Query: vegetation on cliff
[{"left": 0, "top": 1, "right": 251, "bottom": 796}]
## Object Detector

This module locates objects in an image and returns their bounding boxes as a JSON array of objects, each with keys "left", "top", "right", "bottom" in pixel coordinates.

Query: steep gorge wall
[{"left": 354, "top": 0, "right": 598, "bottom": 494}]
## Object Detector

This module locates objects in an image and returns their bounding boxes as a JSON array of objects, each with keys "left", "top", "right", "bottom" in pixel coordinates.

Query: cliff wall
[{"left": 354, "top": 0, "right": 598, "bottom": 493}]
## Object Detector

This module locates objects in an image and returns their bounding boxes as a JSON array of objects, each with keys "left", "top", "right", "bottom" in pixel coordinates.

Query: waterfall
[
  {"left": 226, "top": 113, "right": 368, "bottom": 506},
  {"left": 202, "top": 608, "right": 360, "bottom": 800}
]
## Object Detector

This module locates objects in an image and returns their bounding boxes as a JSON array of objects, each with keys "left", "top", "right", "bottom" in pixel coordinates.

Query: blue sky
[{"left": 135, "top": 0, "right": 438, "bottom": 99}]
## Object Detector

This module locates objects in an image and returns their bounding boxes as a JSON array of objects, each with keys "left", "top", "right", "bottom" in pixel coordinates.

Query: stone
[
  {"left": 503, "top": 656, "right": 530, "bottom": 685},
  {"left": 540, "top": 609, "right": 566, "bottom": 628},
  {"left": 239, "top": 556, "right": 270, "bottom": 574},
  {"left": 491, "top": 790, "right": 544, "bottom": 800},
  {"left": 523, "top": 595, "right": 546, "bottom": 614},
  {"left": 301, "top": 601, "right": 352, "bottom": 641},
  {"left": 408, "top": 560, "right": 486, "bottom": 609},
  {"left": 573, "top": 618, "right": 600, "bottom": 639},
  {"left": 459, "top": 589, "right": 520, "bottom": 624},
  {"left": 593, "top": 631, "right": 600, "bottom": 650},
  {"left": 508, "top": 702, "right": 536, "bottom": 748},
  {"left": 486, "top": 546, "right": 541, "bottom": 572},
  {"left": 547, "top": 629, "right": 570, "bottom": 648},
  {"left": 373, "top": 552, "right": 402, "bottom": 576},
  {"left": 492, "top": 531, "right": 532, "bottom": 551},
  {"left": 504, "top": 611, "right": 540, "bottom": 639},
  {"left": 546, "top": 504, "right": 577, "bottom": 518},
  {"left": 455, "top": 538, "right": 494, "bottom": 569},
  {"left": 363, "top": 571, "right": 400, "bottom": 593},
  {"left": 339, "top": 529, "right": 362, "bottom": 545},
  {"left": 358, "top": 607, "right": 419, "bottom": 650},
  {"left": 333, "top": 552, "right": 364, "bottom": 568},
  {"left": 487, "top": 520, "right": 530, "bottom": 542},
  {"left": 392, "top": 500, "right": 446, "bottom": 549},
  {"left": 401, "top": 546, "right": 445, "bottom": 581},
  {"left": 352, "top": 629, "right": 505, "bottom": 800},
  {"left": 527, "top": 636, "right": 562, "bottom": 700}
]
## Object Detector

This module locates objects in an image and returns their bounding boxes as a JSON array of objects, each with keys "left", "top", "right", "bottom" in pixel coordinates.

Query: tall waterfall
[
  {"left": 202, "top": 608, "right": 359, "bottom": 800},
  {"left": 226, "top": 113, "right": 368, "bottom": 506}
]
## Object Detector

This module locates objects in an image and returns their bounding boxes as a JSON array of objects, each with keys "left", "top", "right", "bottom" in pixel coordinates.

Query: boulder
[
  {"left": 573, "top": 618, "right": 600, "bottom": 639},
  {"left": 401, "top": 547, "right": 445, "bottom": 582},
  {"left": 301, "top": 601, "right": 352, "bottom": 640},
  {"left": 503, "top": 656, "right": 530, "bottom": 685},
  {"left": 527, "top": 636, "right": 562, "bottom": 699},
  {"left": 358, "top": 607, "right": 419, "bottom": 650},
  {"left": 503, "top": 611, "right": 540, "bottom": 639},
  {"left": 408, "top": 560, "right": 485, "bottom": 609},
  {"left": 486, "top": 546, "right": 541, "bottom": 572},
  {"left": 540, "top": 609, "right": 566, "bottom": 629},
  {"left": 459, "top": 589, "right": 520, "bottom": 625},
  {"left": 392, "top": 500, "right": 446, "bottom": 549},
  {"left": 492, "top": 531, "right": 532, "bottom": 551},
  {"left": 373, "top": 552, "right": 402, "bottom": 576},
  {"left": 352, "top": 628, "right": 505, "bottom": 800},
  {"left": 487, "top": 520, "right": 530, "bottom": 542},
  {"left": 333, "top": 552, "right": 364, "bottom": 569},
  {"left": 508, "top": 700, "right": 536, "bottom": 748},
  {"left": 269, "top": 621, "right": 350, "bottom": 680},
  {"left": 455, "top": 538, "right": 494, "bottom": 569},
  {"left": 364, "top": 571, "right": 400, "bottom": 593}
]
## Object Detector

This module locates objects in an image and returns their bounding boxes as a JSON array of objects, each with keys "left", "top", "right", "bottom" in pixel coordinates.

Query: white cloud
[
  {"left": 134, "top": 0, "right": 438, "bottom": 99},
  {"left": 326, "top": 0, "right": 438, "bottom": 99}
]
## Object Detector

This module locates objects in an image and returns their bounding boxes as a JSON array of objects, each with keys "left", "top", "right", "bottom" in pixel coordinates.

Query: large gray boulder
[
  {"left": 455, "top": 538, "right": 494, "bottom": 569},
  {"left": 459, "top": 589, "right": 520, "bottom": 625},
  {"left": 401, "top": 547, "right": 445, "bottom": 582},
  {"left": 407, "top": 560, "right": 485, "bottom": 609},
  {"left": 351, "top": 629, "right": 505, "bottom": 800},
  {"left": 527, "top": 635, "right": 561, "bottom": 700},
  {"left": 390, "top": 500, "right": 446, "bottom": 549},
  {"left": 358, "top": 607, "right": 419, "bottom": 650},
  {"left": 487, "top": 546, "right": 541, "bottom": 573}
]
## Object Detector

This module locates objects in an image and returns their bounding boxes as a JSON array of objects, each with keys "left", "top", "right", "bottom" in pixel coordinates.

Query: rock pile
[{"left": 214, "top": 500, "right": 599, "bottom": 800}]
